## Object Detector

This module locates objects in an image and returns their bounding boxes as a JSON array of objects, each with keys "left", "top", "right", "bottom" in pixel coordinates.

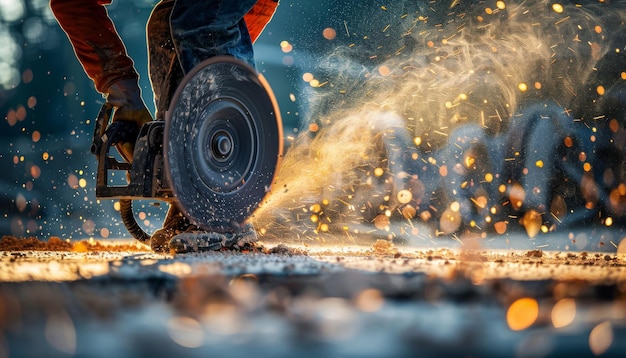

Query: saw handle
[
  {"left": 90, "top": 103, "right": 175, "bottom": 244},
  {"left": 90, "top": 103, "right": 113, "bottom": 157}
]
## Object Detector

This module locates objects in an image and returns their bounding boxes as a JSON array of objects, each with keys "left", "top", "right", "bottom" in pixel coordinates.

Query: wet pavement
[{"left": 0, "top": 240, "right": 625, "bottom": 357}]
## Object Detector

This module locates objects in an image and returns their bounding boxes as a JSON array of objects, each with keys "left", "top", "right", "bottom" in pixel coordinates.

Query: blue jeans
[
  {"left": 171, "top": 0, "right": 258, "bottom": 72},
  {"left": 147, "top": 0, "right": 258, "bottom": 118}
]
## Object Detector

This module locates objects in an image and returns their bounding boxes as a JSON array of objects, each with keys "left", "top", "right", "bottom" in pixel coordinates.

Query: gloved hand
[{"left": 105, "top": 79, "right": 153, "bottom": 163}]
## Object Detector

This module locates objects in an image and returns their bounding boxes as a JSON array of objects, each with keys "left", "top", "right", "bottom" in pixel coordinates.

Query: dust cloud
[{"left": 252, "top": 0, "right": 626, "bottom": 248}]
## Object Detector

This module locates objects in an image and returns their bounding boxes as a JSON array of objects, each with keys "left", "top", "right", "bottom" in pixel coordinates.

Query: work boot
[
  {"left": 105, "top": 78, "right": 153, "bottom": 163},
  {"left": 151, "top": 205, "right": 259, "bottom": 254},
  {"left": 168, "top": 223, "right": 258, "bottom": 254},
  {"left": 150, "top": 205, "right": 195, "bottom": 253}
]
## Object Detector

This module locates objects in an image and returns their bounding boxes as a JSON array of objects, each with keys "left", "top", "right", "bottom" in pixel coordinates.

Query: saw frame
[{"left": 91, "top": 56, "right": 283, "bottom": 242}]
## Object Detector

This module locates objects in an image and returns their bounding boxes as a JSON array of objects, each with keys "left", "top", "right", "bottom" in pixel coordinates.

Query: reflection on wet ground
[{"left": 0, "top": 242, "right": 625, "bottom": 357}]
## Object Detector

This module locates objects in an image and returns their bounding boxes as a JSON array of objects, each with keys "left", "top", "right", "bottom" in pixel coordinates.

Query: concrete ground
[{"left": 0, "top": 239, "right": 625, "bottom": 357}]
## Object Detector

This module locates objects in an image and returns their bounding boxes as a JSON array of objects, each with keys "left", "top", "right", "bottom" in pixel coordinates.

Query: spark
[
  {"left": 518, "top": 82, "right": 528, "bottom": 92},
  {"left": 495, "top": 109, "right": 503, "bottom": 122},
  {"left": 450, "top": 234, "right": 463, "bottom": 245},
  {"left": 507, "top": 298, "right": 539, "bottom": 331},
  {"left": 552, "top": 4, "right": 564, "bottom": 14},
  {"left": 323, "top": 28, "right": 337, "bottom": 40},
  {"left": 554, "top": 16, "right": 570, "bottom": 26},
  {"left": 589, "top": 322, "right": 613, "bottom": 356}
]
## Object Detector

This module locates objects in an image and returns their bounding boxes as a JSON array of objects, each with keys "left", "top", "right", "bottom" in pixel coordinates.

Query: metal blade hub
[{"left": 164, "top": 56, "right": 283, "bottom": 231}]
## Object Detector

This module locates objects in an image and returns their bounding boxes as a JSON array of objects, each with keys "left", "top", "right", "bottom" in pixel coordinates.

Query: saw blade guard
[{"left": 164, "top": 56, "right": 283, "bottom": 232}]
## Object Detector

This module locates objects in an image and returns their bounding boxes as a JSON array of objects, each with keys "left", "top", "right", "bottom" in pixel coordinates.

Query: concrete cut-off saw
[{"left": 90, "top": 56, "right": 283, "bottom": 244}]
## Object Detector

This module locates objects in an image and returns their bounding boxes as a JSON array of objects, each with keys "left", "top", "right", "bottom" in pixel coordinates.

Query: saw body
[{"left": 91, "top": 57, "right": 282, "bottom": 241}]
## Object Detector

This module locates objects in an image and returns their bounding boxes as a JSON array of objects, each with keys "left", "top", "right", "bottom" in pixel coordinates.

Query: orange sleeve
[
  {"left": 244, "top": 0, "right": 279, "bottom": 43},
  {"left": 50, "top": 0, "right": 138, "bottom": 93}
]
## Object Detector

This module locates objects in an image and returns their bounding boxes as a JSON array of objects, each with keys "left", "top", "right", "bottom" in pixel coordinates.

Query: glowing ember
[
  {"left": 508, "top": 184, "right": 526, "bottom": 210},
  {"left": 32, "top": 130, "right": 41, "bottom": 142},
  {"left": 374, "top": 214, "right": 390, "bottom": 231},
  {"left": 506, "top": 297, "right": 538, "bottom": 331},
  {"left": 378, "top": 65, "right": 391, "bottom": 76},
  {"left": 397, "top": 190, "right": 412, "bottom": 204},
  {"left": 494, "top": 221, "right": 507, "bottom": 234},
  {"left": 609, "top": 118, "right": 620, "bottom": 132},
  {"left": 67, "top": 174, "right": 79, "bottom": 189},
  {"left": 464, "top": 155, "right": 475, "bottom": 168},
  {"left": 520, "top": 210, "right": 542, "bottom": 238},
  {"left": 589, "top": 321, "right": 613, "bottom": 356},
  {"left": 552, "top": 4, "right": 564, "bottom": 13},
  {"left": 551, "top": 298, "right": 576, "bottom": 329},
  {"left": 323, "top": 27, "right": 337, "bottom": 40},
  {"left": 439, "top": 207, "right": 461, "bottom": 234},
  {"left": 279, "top": 40, "right": 293, "bottom": 53},
  {"left": 310, "top": 203, "right": 322, "bottom": 213},
  {"left": 401, "top": 205, "right": 416, "bottom": 219},
  {"left": 473, "top": 196, "right": 487, "bottom": 209},
  {"left": 450, "top": 201, "right": 461, "bottom": 212}
]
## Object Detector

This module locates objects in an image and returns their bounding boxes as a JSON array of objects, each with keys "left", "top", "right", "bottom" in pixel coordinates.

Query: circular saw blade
[{"left": 164, "top": 56, "right": 283, "bottom": 232}]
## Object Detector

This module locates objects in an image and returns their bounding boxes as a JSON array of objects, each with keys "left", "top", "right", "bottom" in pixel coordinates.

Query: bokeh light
[{"left": 506, "top": 298, "right": 539, "bottom": 331}]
